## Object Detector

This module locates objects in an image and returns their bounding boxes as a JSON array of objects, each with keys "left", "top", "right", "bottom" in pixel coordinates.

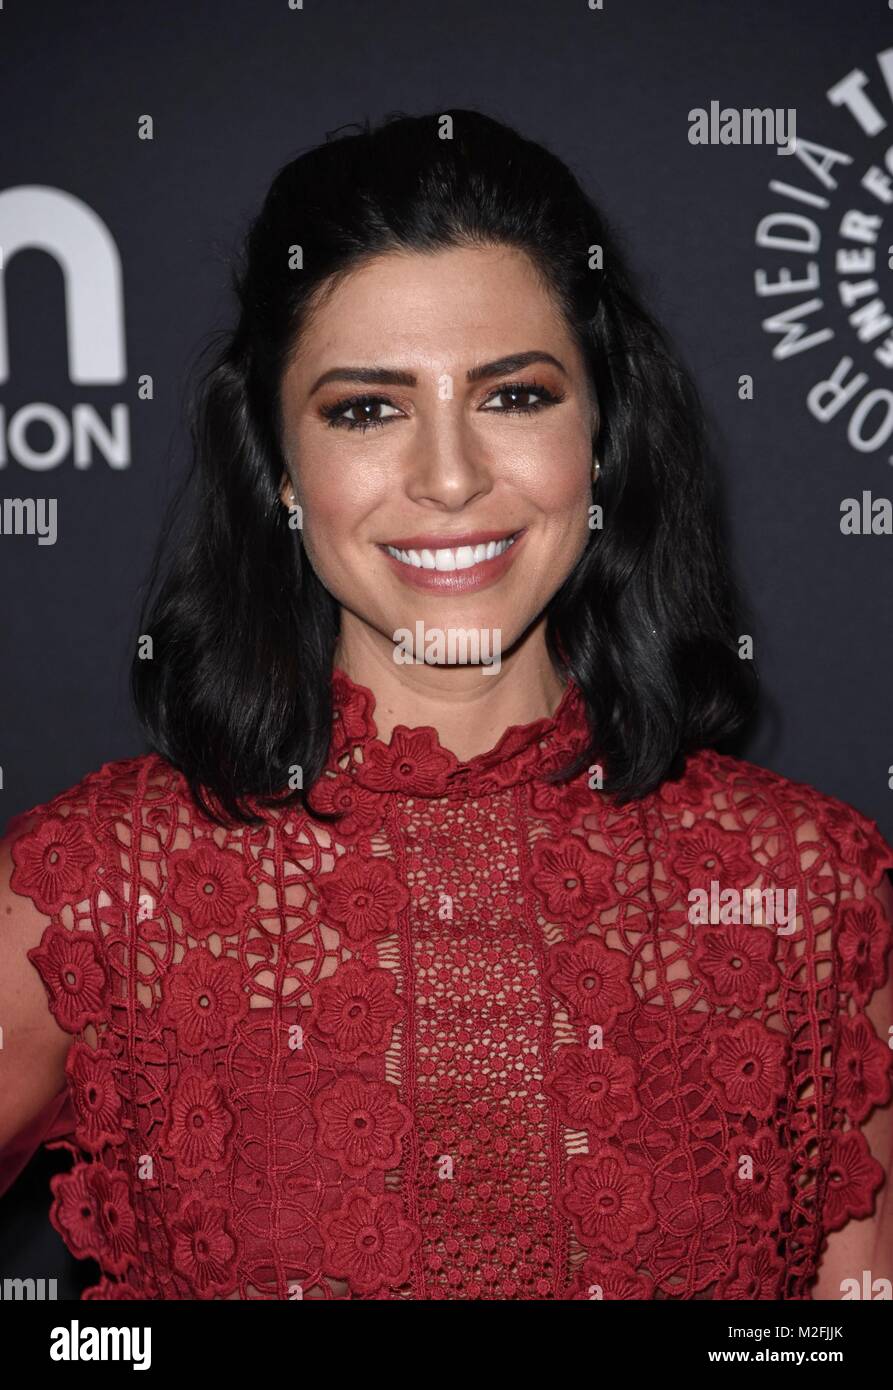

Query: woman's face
[{"left": 278, "top": 243, "right": 598, "bottom": 664}]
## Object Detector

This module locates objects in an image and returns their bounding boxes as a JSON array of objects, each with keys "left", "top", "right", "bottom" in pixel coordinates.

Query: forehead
[{"left": 289, "top": 244, "right": 572, "bottom": 372}]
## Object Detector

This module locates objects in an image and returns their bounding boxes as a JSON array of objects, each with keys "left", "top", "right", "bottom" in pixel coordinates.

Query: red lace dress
[{"left": 1, "top": 667, "right": 891, "bottom": 1300}]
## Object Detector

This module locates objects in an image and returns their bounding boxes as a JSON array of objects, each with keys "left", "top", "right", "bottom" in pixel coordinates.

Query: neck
[{"left": 333, "top": 620, "right": 568, "bottom": 763}]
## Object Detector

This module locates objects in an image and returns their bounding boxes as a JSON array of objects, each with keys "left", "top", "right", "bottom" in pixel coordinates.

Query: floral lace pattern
[{"left": 3, "top": 665, "right": 892, "bottom": 1299}]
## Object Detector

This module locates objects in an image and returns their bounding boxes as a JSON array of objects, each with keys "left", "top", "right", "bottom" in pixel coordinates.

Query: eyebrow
[{"left": 308, "top": 350, "right": 568, "bottom": 396}]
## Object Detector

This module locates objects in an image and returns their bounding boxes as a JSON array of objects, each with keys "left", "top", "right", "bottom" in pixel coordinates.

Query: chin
[{"left": 384, "top": 611, "right": 527, "bottom": 667}]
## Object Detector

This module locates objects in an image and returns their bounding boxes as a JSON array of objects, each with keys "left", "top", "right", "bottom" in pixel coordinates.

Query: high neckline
[{"left": 325, "top": 664, "right": 591, "bottom": 799}]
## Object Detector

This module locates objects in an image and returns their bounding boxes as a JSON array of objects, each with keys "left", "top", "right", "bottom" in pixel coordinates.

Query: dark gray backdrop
[{"left": 1, "top": 0, "right": 891, "bottom": 1297}]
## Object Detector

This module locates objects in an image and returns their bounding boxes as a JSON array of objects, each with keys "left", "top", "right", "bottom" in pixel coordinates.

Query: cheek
[
  {"left": 294, "top": 462, "right": 383, "bottom": 578},
  {"left": 508, "top": 413, "right": 592, "bottom": 489},
  {"left": 519, "top": 450, "right": 594, "bottom": 576},
  {"left": 518, "top": 446, "right": 592, "bottom": 524},
  {"left": 540, "top": 471, "right": 589, "bottom": 514}
]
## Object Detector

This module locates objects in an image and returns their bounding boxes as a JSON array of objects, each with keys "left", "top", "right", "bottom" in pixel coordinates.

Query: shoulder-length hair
[{"left": 131, "top": 106, "right": 758, "bottom": 826}]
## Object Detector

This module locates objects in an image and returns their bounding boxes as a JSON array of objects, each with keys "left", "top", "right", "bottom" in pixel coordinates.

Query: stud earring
[{"left": 592, "top": 459, "right": 601, "bottom": 482}]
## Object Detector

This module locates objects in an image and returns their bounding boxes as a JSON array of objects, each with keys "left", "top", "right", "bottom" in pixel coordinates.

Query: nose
[{"left": 402, "top": 400, "right": 494, "bottom": 512}]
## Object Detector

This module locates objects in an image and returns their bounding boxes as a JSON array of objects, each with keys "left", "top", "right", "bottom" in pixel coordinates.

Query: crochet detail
[{"left": 3, "top": 667, "right": 892, "bottom": 1299}]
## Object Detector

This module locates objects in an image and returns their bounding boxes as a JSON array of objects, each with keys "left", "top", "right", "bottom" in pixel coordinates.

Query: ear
[{"left": 278, "top": 472, "right": 294, "bottom": 508}]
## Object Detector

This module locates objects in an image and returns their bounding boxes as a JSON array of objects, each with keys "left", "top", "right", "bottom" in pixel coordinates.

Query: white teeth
[{"left": 385, "top": 533, "right": 519, "bottom": 570}]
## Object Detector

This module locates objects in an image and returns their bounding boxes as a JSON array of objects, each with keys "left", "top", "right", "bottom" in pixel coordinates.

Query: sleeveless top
[{"left": 2, "top": 665, "right": 892, "bottom": 1301}]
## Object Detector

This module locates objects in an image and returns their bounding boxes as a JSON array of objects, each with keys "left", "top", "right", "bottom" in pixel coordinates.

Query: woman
[{"left": 0, "top": 108, "right": 890, "bottom": 1301}]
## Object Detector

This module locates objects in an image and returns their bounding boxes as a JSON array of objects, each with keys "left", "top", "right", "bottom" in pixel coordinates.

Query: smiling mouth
[{"left": 380, "top": 530, "right": 524, "bottom": 572}]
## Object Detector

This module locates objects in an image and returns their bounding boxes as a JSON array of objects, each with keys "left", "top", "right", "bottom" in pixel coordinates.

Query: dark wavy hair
[{"left": 131, "top": 106, "right": 758, "bottom": 826}]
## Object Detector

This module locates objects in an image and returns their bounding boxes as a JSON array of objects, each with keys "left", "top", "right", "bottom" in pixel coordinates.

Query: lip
[{"left": 377, "top": 527, "right": 527, "bottom": 593}]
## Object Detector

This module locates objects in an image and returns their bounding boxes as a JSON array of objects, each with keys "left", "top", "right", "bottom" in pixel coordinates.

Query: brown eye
[
  {"left": 480, "top": 381, "right": 564, "bottom": 413},
  {"left": 321, "top": 396, "right": 402, "bottom": 431}
]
